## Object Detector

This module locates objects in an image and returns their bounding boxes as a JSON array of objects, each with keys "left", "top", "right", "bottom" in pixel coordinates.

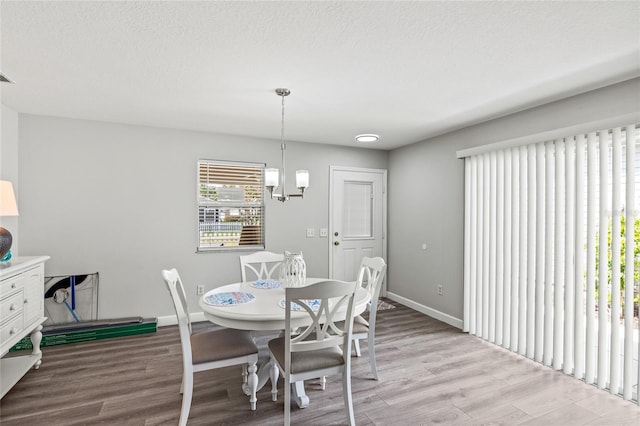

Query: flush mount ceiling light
[
  {"left": 355, "top": 134, "right": 380, "bottom": 143},
  {"left": 264, "top": 88, "right": 309, "bottom": 202}
]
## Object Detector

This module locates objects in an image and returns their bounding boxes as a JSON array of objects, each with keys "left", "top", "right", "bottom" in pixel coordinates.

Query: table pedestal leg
[
  {"left": 242, "top": 358, "right": 310, "bottom": 408},
  {"left": 243, "top": 357, "right": 272, "bottom": 395},
  {"left": 292, "top": 381, "right": 309, "bottom": 408}
]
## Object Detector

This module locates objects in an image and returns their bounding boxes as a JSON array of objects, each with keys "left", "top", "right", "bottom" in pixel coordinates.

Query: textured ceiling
[{"left": 1, "top": 1, "right": 639, "bottom": 150}]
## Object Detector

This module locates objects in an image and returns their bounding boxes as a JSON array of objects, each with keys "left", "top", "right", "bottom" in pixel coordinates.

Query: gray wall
[
  {"left": 15, "top": 115, "right": 387, "bottom": 319},
  {"left": 388, "top": 77, "right": 640, "bottom": 321},
  {"left": 0, "top": 104, "right": 20, "bottom": 254},
  {"left": 5, "top": 77, "right": 639, "bottom": 324}
]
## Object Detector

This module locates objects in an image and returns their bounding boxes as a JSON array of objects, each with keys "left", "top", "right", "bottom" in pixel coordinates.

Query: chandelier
[{"left": 265, "top": 88, "right": 309, "bottom": 202}]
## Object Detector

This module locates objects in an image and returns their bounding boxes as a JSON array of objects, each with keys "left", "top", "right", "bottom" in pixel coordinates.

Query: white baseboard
[
  {"left": 157, "top": 312, "right": 206, "bottom": 327},
  {"left": 386, "top": 292, "right": 463, "bottom": 330}
]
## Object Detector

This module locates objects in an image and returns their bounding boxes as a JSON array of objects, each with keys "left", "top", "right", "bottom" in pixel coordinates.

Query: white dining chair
[
  {"left": 239, "top": 250, "right": 284, "bottom": 281},
  {"left": 351, "top": 256, "right": 387, "bottom": 380},
  {"left": 268, "top": 279, "right": 359, "bottom": 426},
  {"left": 161, "top": 268, "right": 259, "bottom": 426}
]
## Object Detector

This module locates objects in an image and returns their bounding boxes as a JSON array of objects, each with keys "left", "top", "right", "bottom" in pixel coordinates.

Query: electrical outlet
[
  {"left": 437, "top": 284, "right": 443, "bottom": 296},
  {"left": 197, "top": 285, "right": 204, "bottom": 295},
  {"left": 306, "top": 228, "right": 316, "bottom": 237}
]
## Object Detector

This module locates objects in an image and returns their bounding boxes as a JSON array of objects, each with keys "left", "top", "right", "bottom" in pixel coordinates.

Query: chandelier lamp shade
[
  {"left": 0, "top": 180, "right": 19, "bottom": 262},
  {"left": 265, "top": 88, "right": 309, "bottom": 202}
]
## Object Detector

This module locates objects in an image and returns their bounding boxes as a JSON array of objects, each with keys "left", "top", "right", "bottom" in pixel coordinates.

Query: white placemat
[
  {"left": 204, "top": 291, "right": 255, "bottom": 306},
  {"left": 278, "top": 298, "right": 321, "bottom": 311},
  {"left": 251, "top": 279, "right": 282, "bottom": 289}
]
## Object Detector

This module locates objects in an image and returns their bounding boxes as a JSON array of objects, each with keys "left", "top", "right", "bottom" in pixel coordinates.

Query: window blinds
[
  {"left": 463, "top": 124, "right": 640, "bottom": 403},
  {"left": 197, "top": 160, "right": 265, "bottom": 250}
]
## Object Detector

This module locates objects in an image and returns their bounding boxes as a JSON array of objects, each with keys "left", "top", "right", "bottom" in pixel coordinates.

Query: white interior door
[{"left": 329, "top": 167, "right": 386, "bottom": 287}]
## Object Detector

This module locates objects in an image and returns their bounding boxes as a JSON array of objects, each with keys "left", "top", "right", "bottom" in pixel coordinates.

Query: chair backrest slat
[
  {"left": 357, "top": 257, "right": 387, "bottom": 309},
  {"left": 285, "top": 280, "right": 358, "bottom": 356},
  {"left": 161, "top": 268, "right": 193, "bottom": 363},
  {"left": 240, "top": 251, "right": 284, "bottom": 281}
]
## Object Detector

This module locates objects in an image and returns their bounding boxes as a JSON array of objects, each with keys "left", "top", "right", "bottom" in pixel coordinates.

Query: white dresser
[{"left": 0, "top": 256, "right": 49, "bottom": 399}]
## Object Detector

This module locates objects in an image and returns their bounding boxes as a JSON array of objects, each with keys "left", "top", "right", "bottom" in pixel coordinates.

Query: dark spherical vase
[{"left": 0, "top": 227, "right": 13, "bottom": 260}]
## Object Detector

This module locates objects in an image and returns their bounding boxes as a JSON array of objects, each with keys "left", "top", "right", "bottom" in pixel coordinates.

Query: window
[{"left": 197, "top": 160, "right": 265, "bottom": 251}]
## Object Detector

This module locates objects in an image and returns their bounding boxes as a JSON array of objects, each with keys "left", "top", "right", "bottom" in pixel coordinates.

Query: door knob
[{"left": 334, "top": 241, "right": 340, "bottom": 246}]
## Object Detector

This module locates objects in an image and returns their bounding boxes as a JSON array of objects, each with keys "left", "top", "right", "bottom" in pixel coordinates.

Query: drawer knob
[
  {"left": 11, "top": 283, "right": 16, "bottom": 288},
  {"left": 9, "top": 303, "right": 17, "bottom": 311},
  {"left": 10, "top": 327, "right": 18, "bottom": 335}
]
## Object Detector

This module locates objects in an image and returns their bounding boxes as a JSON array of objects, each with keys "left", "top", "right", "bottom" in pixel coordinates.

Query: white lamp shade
[
  {"left": 265, "top": 168, "right": 279, "bottom": 187},
  {"left": 0, "top": 180, "right": 19, "bottom": 216},
  {"left": 296, "top": 170, "right": 309, "bottom": 189}
]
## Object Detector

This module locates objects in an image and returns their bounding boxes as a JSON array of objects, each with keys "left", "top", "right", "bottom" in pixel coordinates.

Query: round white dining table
[
  {"left": 198, "top": 278, "right": 370, "bottom": 408},
  {"left": 198, "top": 278, "right": 370, "bottom": 330}
]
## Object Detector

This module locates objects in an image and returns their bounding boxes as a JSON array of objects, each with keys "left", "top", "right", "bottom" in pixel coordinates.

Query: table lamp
[{"left": 0, "top": 180, "right": 19, "bottom": 262}]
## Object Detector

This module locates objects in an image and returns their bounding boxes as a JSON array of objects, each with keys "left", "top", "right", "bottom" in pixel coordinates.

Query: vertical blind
[
  {"left": 463, "top": 124, "right": 640, "bottom": 403},
  {"left": 197, "top": 160, "right": 265, "bottom": 251}
]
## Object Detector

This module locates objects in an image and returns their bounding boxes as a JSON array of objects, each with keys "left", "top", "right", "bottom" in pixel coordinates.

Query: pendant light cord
[
  {"left": 281, "top": 92, "right": 286, "bottom": 145},
  {"left": 280, "top": 90, "right": 287, "bottom": 195}
]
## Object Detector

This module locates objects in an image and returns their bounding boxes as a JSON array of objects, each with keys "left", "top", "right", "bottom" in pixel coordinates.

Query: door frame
[{"left": 328, "top": 165, "right": 388, "bottom": 295}]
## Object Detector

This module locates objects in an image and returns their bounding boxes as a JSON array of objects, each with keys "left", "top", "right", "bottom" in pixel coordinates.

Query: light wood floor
[{"left": 2, "top": 300, "right": 640, "bottom": 425}]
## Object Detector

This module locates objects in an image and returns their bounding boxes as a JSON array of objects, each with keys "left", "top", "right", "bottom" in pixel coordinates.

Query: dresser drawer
[
  {"left": 0, "top": 291, "right": 24, "bottom": 320},
  {"left": 0, "top": 274, "right": 24, "bottom": 298},
  {"left": 0, "top": 312, "right": 24, "bottom": 344}
]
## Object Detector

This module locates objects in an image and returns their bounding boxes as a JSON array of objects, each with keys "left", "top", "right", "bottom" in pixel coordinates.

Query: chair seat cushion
[
  {"left": 268, "top": 337, "right": 344, "bottom": 374},
  {"left": 191, "top": 328, "right": 258, "bottom": 365},
  {"left": 353, "top": 315, "right": 369, "bottom": 334},
  {"left": 336, "top": 315, "right": 369, "bottom": 335}
]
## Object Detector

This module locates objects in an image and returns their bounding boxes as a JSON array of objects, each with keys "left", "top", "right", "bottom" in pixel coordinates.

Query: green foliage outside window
[{"left": 595, "top": 215, "right": 640, "bottom": 316}]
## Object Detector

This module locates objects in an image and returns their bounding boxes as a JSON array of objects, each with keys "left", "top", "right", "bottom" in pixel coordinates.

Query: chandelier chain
[{"left": 281, "top": 92, "right": 286, "bottom": 143}]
